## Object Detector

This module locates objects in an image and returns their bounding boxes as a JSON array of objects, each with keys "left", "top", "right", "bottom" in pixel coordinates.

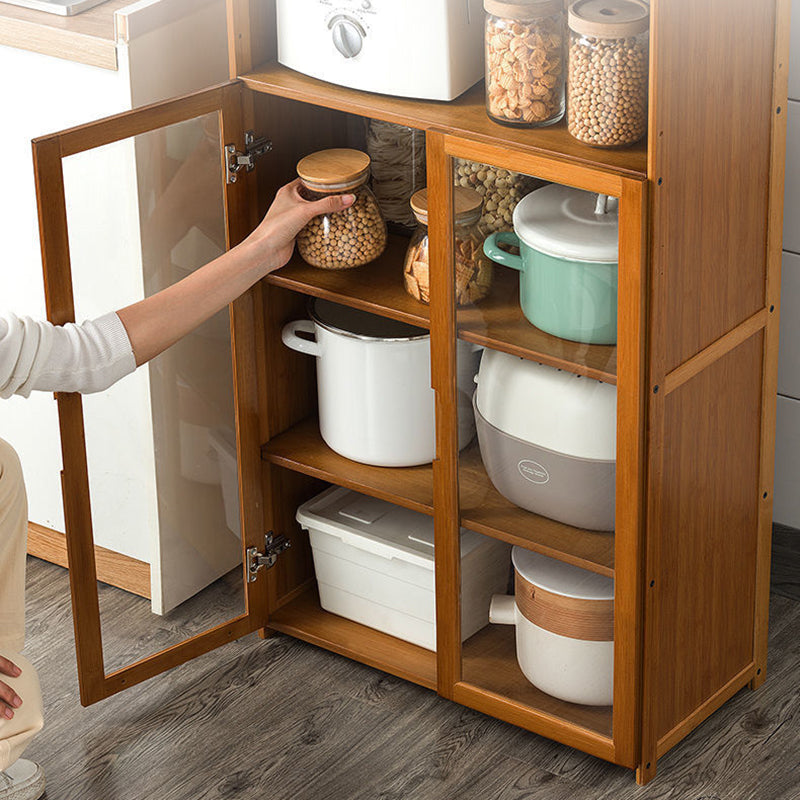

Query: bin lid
[
  {"left": 512, "top": 184, "right": 619, "bottom": 264},
  {"left": 512, "top": 546, "right": 613, "bottom": 600},
  {"left": 297, "top": 487, "right": 484, "bottom": 568}
]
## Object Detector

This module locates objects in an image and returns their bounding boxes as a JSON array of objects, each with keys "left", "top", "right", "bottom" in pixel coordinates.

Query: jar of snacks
[
  {"left": 484, "top": 0, "right": 566, "bottom": 128},
  {"left": 404, "top": 187, "right": 493, "bottom": 306},
  {"left": 296, "top": 149, "right": 388, "bottom": 269},
  {"left": 567, "top": 0, "right": 649, "bottom": 147}
]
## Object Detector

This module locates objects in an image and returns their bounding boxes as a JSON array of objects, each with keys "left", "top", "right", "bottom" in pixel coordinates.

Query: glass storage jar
[
  {"left": 484, "top": 0, "right": 566, "bottom": 128},
  {"left": 567, "top": 0, "right": 649, "bottom": 147},
  {"left": 404, "top": 187, "right": 493, "bottom": 306},
  {"left": 296, "top": 148, "right": 388, "bottom": 270}
]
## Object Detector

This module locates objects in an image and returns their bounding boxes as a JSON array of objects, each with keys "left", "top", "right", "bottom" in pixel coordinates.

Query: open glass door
[{"left": 31, "top": 82, "right": 269, "bottom": 705}]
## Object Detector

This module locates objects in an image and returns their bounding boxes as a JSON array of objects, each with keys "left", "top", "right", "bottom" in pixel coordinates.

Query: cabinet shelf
[
  {"left": 270, "top": 585, "right": 437, "bottom": 690},
  {"left": 461, "top": 625, "right": 613, "bottom": 738},
  {"left": 458, "top": 268, "right": 617, "bottom": 383},
  {"left": 267, "top": 235, "right": 430, "bottom": 329},
  {"left": 459, "top": 442, "right": 615, "bottom": 577},
  {"left": 241, "top": 62, "right": 647, "bottom": 180},
  {"left": 262, "top": 417, "right": 435, "bottom": 516}
]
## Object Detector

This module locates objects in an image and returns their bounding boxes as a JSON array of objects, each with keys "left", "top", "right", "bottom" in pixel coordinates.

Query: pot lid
[
  {"left": 512, "top": 546, "right": 614, "bottom": 600},
  {"left": 410, "top": 187, "right": 483, "bottom": 226},
  {"left": 484, "top": 0, "right": 563, "bottom": 19},
  {"left": 312, "top": 299, "right": 428, "bottom": 341},
  {"left": 296, "top": 148, "right": 371, "bottom": 191},
  {"left": 568, "top": 0, "right": 649, "bottom": 39},
  {"left": 512, "top": 184, "right": 619, "bottom": 263}
]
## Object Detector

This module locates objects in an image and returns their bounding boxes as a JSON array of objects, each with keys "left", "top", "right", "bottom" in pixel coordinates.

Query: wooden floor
[{"left": 20, "top": 533, "right": 800, "bottom": 800}]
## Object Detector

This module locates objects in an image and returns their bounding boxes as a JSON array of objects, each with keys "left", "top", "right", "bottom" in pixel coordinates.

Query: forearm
[{"left": 117, "top": 236, "right": 273, "bottom": 366}]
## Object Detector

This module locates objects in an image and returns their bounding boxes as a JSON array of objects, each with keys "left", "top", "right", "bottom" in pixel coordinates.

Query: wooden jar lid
[
  {"left": 568, "top": 0, "right": 649, "bottom": 38},
  {"left": 484, "top": 0, "right": 563, "bottom": 19},
  {"left": 296, "top": 149, "right": 371, "bottom": 191},
  {"left": 410, "top": 187, "right": 483, "bottom": 226}
]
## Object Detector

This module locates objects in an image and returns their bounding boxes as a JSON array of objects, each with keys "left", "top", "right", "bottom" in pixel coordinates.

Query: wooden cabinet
[{"left": 32, "top": 0, "right": 788, "bottom": 785}]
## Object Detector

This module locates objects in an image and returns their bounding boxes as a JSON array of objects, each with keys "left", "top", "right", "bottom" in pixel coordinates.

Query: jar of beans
[
  {"left": 296, "top": 149, "right": 388, "bottom": 270},
  {"left": 484, "top": 0, "right": 566, "bottom": 128},
  {"left": 404, "top": 187, "right": 493, "bottom": 306},
  {"left": 567, "top": 0, "right": 649, "bottom": 147}
]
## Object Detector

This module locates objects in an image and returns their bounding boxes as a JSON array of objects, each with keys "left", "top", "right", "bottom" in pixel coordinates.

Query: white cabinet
[
  {"left": 775, "top": 396, "right": 800, "bottom": 528},
  {"left": 779, "top": 252, "right": 800, "bottom": 399},
  {"left": 0, "top": 0, "right": 232, "bottom": 612}
]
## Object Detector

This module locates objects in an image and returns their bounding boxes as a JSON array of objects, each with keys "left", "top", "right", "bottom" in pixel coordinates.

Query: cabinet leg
[
  {"left": 258, "top": 627, "right": 277, "bottom": 640},
  {"left": 749, "top": 664, "right": 767, "bottom": 690},
  {"left": 635, "top": 758, "right": 657, "bottom": 785}
]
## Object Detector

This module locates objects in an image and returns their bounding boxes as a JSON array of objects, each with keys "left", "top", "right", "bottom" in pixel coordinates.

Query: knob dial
[{"left": 329, "top": 15, "right": 365, "bottom": 58}]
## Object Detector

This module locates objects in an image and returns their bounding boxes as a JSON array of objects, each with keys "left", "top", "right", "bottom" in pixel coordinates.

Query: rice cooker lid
[
  {"left": 512, "top": 546, "right": 613, "bottom": 600},
  {"left": 312, "top": 299, "right": 429, "bottom": 342},
  {"left": 512, "top": 184, "right": 619, "bottom": 263}
]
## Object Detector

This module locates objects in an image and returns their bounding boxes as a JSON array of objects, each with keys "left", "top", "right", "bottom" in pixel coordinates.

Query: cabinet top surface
[
  {"left": 242, "top": 62, "right": 648, "bottom": 181},
  {"left": 0, "top": 0, "right": 129, "bottom": 40}
]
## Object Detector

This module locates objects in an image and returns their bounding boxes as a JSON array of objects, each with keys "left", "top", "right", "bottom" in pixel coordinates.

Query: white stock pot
[{"left": 282, "top": 299, "right": 478, "bottom": 467}]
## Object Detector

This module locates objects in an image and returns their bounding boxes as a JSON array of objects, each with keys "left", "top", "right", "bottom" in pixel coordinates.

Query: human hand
[
  {"left": 0, "top": 655, "right": 22, "bottom": 720},
  {"left": 245, "top": 179, "right": 356, "bottom": 273}
]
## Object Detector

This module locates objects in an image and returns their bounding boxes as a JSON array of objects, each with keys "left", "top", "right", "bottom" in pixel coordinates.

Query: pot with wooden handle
[{"left": 489, "top": 546, "right": 614, "bottom": 706}]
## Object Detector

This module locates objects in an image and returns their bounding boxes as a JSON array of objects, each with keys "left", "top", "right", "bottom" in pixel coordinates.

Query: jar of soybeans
[
  {"left": 484, "top": 0, "right": 566, "bottom": 128},
  {"left": 567, "top": 0, "right": 649, "bottom": 147},
  {"left": 404, "top": 187, "right": 493, "bottom": 306},
  {"left": 296, "top": 149, "right": 388, "bottom": 269}
]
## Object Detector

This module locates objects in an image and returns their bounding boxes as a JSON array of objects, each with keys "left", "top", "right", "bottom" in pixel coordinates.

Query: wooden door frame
[{"left": 31, "top": 80, "right": 269, "bottom": 706}]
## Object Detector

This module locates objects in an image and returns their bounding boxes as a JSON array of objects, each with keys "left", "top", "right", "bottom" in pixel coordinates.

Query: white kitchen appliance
[
  {"left": 2, "top": 0, "right": 108, "bottom": 14},
  {"left": 276, "top": 0, "right": 485, "bottom": 101}
]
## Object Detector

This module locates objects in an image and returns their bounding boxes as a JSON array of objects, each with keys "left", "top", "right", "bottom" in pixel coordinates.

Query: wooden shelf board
[
  {"left": 262, "top": 418, "right": 435, "bottom": 516},
  {"left": 269, "top": 585, "right": 437, "bottom": 690},
  {"left": 461, "top": 625, "right": 613, "bottom": 738},
  {"left": 459, "top": 268, "right": 617, "bottom": 383},
  {"left": 241, "top": 62, "right": 647, "bottom": 180},
  {"left": 267, "top": 235, "right": 430, "bottom": 329},
  {"left": 459, "top": 442, "right": 615, "bottom": 577}
]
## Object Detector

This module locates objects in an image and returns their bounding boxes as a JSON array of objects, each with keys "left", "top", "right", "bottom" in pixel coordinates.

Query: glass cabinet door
[{"left": 32, "top": 83, "right": 267, "bottom": 705}]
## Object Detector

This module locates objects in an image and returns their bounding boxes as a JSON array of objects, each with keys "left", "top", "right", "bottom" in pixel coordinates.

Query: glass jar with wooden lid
[
  {"left": 566, "top": 0, "right": 649, "bottom": 147},
  {"left": 404, "top": 187, "right": 493, "bottom": 306},
  {"left": 484, "top": 0, "right": 566, "bottom": 128},
  {"left": 296, "top": 148, "right": 388, "bottom": 269}
]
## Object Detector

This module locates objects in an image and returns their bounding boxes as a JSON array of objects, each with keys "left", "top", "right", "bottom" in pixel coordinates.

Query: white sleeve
[{"left": 0, "top": 311, "right": 136, "bottom": 398}]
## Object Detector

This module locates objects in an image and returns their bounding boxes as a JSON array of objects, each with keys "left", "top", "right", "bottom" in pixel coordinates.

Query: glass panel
[
  {"left": 453, "top": 158, "right": 616, "bottom": 728},
  {"left": 62, "top": 113, "right": 244, "bottom": 673}
]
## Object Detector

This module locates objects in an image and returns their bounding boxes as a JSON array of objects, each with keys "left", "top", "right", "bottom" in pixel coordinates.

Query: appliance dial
[{"left": 328, "top": 14, "right": 365, "bottom": 58}]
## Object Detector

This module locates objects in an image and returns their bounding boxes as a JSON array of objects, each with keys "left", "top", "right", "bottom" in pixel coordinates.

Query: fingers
[
  {"left": 305, "top": 193, "right": 356, "bottom": 219},
  {"left": 0, "top": 655, "right": 21, "bottom": 678},
  {"left": 0, "top": 679, "right": 22, "bottom": 719}
]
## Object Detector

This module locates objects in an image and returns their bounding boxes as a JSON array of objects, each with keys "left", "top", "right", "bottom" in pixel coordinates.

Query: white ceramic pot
[
  {"left": 282, "top": 300, "right": 478, "bottom": 467},
  {"left": 489, "top": 546, "right": 614, "bottom": 706}
]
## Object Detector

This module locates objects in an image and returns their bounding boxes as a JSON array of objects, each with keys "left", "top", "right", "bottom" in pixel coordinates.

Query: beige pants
[{"left": 0, "top": 439, "right": 43, "bottom": 771}]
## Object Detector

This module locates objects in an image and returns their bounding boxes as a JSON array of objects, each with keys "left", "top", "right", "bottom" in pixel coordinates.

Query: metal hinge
[
  {"left": 246, "top": 532, "right": 291, "bottom": 582},
  {"left": 225, "top": 131, "right": 272, "bottom": 184}
]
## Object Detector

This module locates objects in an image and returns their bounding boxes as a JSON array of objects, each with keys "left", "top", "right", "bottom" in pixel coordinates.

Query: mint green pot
[{"left": 484, "top": 231, "right": 618, "bottom": 345}]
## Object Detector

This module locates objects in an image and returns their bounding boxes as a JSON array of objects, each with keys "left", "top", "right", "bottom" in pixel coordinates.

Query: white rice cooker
[
  {"left": 474, "top": 349, "right": 617, "bottom": 531},
  {"left": 277, "top": 0, "right": 485, "bottom": 100}
]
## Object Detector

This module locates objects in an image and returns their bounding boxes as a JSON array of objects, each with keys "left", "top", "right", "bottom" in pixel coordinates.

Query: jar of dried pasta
[
  {"left": 484, "top": 0, "right": 566, "bottom": 128},
  {"left": 296, "top": 149, "right": 388, "bottom": 270},
  {"left": 567, "top": 0, "right": 649, "bottom": 147},
  {"left": 404, "top": 187, "right": 493, "bottom": 306}
]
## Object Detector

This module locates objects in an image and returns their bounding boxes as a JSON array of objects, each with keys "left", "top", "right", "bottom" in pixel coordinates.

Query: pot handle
[
  {"left": 489, "top": 594, "right": 516, "bottom": 625},
  {"left": 483, "top": 232, "right": 524, "bottom": 272},
  {"left": 281, "top": 320, "right": 322, "bottom": 358}
]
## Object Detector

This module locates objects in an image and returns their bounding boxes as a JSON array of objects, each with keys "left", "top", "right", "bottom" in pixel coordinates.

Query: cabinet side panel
[
  {"left": 650, "top": 0, "right": 775, "bottom": 372},
  {"left": 650, "top": 333, "right": 763, "bottom": 743}
]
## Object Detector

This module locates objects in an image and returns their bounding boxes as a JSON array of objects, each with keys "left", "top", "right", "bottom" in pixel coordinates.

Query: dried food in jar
[
  {"left": 454, "top": 158, "right": 544, "bottom": 234},
  {"left": 296, "top": 148, "right": 388, "bottom": 270},
  {"left": 404, "top": 187, "right": 493, "bottom": 306},
  {"left": 567, "top": 0, "right": 649, "bottom": 147},
  {"left": 484, "top": 0, "right": 566, "bottom": 127}
]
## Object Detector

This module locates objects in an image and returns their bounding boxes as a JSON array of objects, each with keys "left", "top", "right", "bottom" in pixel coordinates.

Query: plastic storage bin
[{"left": 297, "top": 486, "right": 512, "bottom": 650}]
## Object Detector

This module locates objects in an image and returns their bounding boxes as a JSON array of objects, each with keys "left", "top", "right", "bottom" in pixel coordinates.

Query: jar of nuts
[
  {"left": 296, "top": 148, "right": 388, "bottom": 270},
  {"left": 484, "top": 0, "right": 566, "bottom": 128},
  {"left": 567, "top": 0, "right": 649, "bottom": 147},
  {"left": 404, "top": 187, "right": 493, "bottom": 306}
]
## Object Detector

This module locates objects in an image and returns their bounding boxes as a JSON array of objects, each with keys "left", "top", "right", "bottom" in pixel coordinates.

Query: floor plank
[{"left": 17, "top": 544, "right": 800, "bottom": 800}]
